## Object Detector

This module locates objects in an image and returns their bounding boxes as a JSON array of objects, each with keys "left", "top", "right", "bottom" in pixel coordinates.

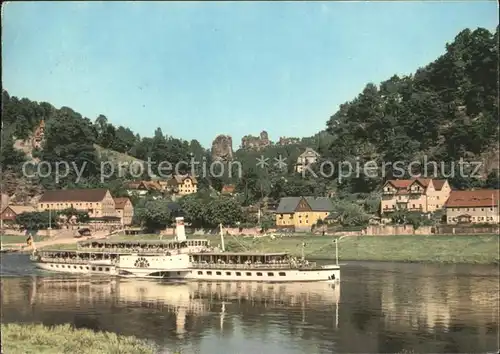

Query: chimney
[{"left": 175, "top": 217, "right": 186, "bottom": 242}]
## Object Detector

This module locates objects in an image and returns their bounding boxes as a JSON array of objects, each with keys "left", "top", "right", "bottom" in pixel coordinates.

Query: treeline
[{"left": 1, "top": 26, "right": 498, "bottom": 207}]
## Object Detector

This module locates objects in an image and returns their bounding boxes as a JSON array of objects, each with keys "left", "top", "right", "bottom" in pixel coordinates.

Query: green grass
[
  {"left": 1, "top": 323, "right": 158, "bottom": 354},
  {"left": 1, "top": 235, "right": 49, "bottom": 244},
  {"left": 41, "top": 233, "right": 500, "bottom": 264}
]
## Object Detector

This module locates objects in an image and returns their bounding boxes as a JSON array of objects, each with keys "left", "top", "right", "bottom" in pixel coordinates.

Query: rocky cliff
[
  {"left": 211, "top": 135, "right": 234, "bottom": 161},
  {"left": 241, "top": 131, "right": 271, "bottom": 150}
]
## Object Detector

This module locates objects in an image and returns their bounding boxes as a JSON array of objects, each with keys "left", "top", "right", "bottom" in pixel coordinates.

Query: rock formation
[
  {"left": 241, "top": 131, "right": 271, "bottom": 150},
  {"left": 211, "top": 135, "right": 234, "bottom": 161}
]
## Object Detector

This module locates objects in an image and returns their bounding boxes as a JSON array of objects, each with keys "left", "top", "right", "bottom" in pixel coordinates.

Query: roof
[
  {"left": 221, "top": 185, "right": 235, "bottom": 193},
  {"left": 445, "top": 190, "right": 499, "bottom": 208},
  {"left": 3, "top": 205, "right": 37, "bottom": 214},
  {"left": 127, "top": 181, "right": 163, "bottom": 191},
  {"left": 433, "top": 180, "right": 446, "bottom": 190},
  {"left": 299, "top": 147, "right": 320, "bottom": 158},
  {"left": 276, "top": 196, "right": 334, "bottom": 213},
  {"left": 194, "top": 252, "right": 288, "bottom": 257},
  {"left": 39, "top": 189, "right": 109, "bottom": 203},
  {"left": 385, "top": 178, "right": 447, "bottom": 191},
  {"left": 168, "top": 175, "right": 198, "bottom": 185},
  {"left": 113, "top": 197, "right": 131, "bottom": 209}
]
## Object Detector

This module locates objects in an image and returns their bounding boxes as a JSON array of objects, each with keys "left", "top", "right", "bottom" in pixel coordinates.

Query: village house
[
  {"left": 0, "top": 205, "right": 38, "bottom": 223},
  {"left": 444, "top": 189, "right": 499, "bottom": 224},
  {"left": 221, "top": 185, "right": 235, "bottom": 195},
  {"left": 275, "top": 196, "right": 334, "bottom": 231},
  {"left": 125, "top": 180, "right": 164, "bottom": 197},
  {"left": 114, "top": 197, "right": 134, "bottom": 226},
  {"left": 295, "top": 147, "right": 320, "bottom": 173},
  {"left": 38, "top": 189, "right": 118, "bottom": 220},
  {"left": 167, "top": 175, "right": 198, "bottom": 196},
  {"left": 380, "top": 178, "right": 451, "bottom": 215}
]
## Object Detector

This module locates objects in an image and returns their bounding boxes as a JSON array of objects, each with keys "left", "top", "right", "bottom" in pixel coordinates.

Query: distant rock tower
[
  {"left": 211, "top": 135, "right": 234, "bottom": 161},
  {"left": 32, "top": 120, "right": 46, "bottom": 149}
]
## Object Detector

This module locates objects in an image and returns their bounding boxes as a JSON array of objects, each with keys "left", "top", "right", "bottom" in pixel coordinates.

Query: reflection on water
[{"left": 1, "top": 254, "right": 498, "bottom": 353}]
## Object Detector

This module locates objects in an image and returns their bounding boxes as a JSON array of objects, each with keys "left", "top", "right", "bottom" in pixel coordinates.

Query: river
[{"left": 1, "top": 253, "right": 498, "bottom": 353}]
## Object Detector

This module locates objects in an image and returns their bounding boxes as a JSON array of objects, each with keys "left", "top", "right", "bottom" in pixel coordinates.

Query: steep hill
[{"left": 322, "top": 27, "right": 499, "bottom": 192}]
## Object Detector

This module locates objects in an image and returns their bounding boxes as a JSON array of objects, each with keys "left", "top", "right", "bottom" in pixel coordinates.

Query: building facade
[
  {"left": 380, "top": 179, "right": 451, "bottom": 215},
  {"left": 444, "top": 189, "right": 499, "bottom": 224},
  {"left": 275, "top": 196, "right": 333, "bottom": 231},
  {"left": 0, "top": 205, "right": 37, "bottom": 223},
  {"left": 38, "top": 189, "right": 117, "bottom": 219},
  {"left": 295, "top": 148, "right": 320, "bottom": 173},
  {"left": 167, "top": 175, "right": 198, "bottom": 196},
  {"left": 114, "top": 197, "right": 134, "bottom": 226}
]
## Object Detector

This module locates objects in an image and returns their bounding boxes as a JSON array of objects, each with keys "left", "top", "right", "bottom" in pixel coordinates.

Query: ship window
[
  {"left": 105, "top": 268, "right": 110, "bottom": 272},
  {"left": 226, "top": 272, "right": 231, "bottom": 275},
  {"left": 198, "top": 271, "right": 203, "bottom": 275},
  {"left": 80, "top": 266, "right": 83, "bottom": 269},
  {"left": 92, "top": 267, "right": 96, "bottom": 271},
  {"left": 256, "top": 272, "right": 262, "bottom": 276},
  {"left": 86, "top": 267, "right": 89, "bottom": 270},
  {"left": 246, "top": 272, "right": 252, "bottom": 276},
  {"left": 207, "top": 271, "right": 212, "bottom": 275},
  {"left": 98, "top": 267, "right": 103, "bottom": 271},
  {"left": 279, "top": 272, "right": 286, "bottom": 276},
  {"left": 236, "top": 272, "right": 241, "bottom": 276},
  {"left": 267, "top": 272, "right": 274, "bottom": 276},
  {"left": 177, "top": 272, "right": 180, "bottom": 275},
  {"left": 216, "top": 271, "right": 222, "bottom": 275}
]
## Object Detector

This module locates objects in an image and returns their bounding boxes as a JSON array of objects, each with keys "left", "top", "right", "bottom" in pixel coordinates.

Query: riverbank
[
  {"left": 223, "top": 234, "right": 500, "bottom": 264},
  {"left": 41, "top": 233, "right": 500, "bottom": 264},
  {"left": 1, "top": 323, "right": 158, "bottom": 354}
]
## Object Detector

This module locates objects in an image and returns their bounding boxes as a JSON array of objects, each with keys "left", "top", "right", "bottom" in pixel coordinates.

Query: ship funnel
[{"left": 175, "top": 217, "right": 186, "bottom": 241}]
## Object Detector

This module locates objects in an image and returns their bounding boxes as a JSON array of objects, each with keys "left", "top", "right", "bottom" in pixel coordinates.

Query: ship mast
[{"left": 219, "top": 223, "right": 225, "bottom": 252}]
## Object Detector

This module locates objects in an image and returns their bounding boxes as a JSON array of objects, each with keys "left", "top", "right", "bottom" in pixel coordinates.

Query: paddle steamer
[{"left": 31, "top": 217, "right": 341, "bottom": 282}]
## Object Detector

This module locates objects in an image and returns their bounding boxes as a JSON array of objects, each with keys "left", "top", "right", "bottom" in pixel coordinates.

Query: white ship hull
[
  {"left": 35, "top": 260, "right": 340, "bottom": 283},
  {"left": 185, "top": 265, "right": 340, "bottom": 282},
  {"left": 35, "top": 261, "right": 118, "bottom": 276}
]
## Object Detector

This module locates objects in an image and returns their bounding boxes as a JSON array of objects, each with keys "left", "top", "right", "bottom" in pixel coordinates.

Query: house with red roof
[
  {"left": 380, "top": 178, "right": 451, "bottom": 215},
  {"left": 444, "top": 189, "right": 499, "bottom": 224}
]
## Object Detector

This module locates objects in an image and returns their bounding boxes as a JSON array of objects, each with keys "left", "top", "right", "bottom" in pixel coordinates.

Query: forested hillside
[
  {"left": 1, "top": 26, "right": 498, "bottom": 205},
  {"left": 322, "top": 27, "right": 499, "bottom": 193}
]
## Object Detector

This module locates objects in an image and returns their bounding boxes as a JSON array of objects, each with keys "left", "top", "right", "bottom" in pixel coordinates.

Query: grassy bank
[
  {"left": 41, "top": 233, "right": 499, "bottom": 264},
  {"left": 1, "top": 323, "right": 158, "bottom": 354}
]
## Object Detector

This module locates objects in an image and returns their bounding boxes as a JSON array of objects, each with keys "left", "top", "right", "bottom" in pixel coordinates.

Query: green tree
[
  {"left": 135, "top": 199, "right": 172, "bottom": 231},
  {"left": 15, "top": 211, "right": 58, "bottom": 230}
]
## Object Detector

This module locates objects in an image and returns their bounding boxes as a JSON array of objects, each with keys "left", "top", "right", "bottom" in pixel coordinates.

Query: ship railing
[
  {"left": 191, "top": 262, "right": 317, "bottom": 269},
  {"left": 39, "top": 257, "right": 118, "bottom": 265},
  {"left": 76, "top": 247, "right": 172, "bottom": 255}
]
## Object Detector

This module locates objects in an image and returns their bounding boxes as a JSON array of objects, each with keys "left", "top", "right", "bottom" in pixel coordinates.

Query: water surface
[{"left": 1, "top": 254, "right": 498, "bottom": 353}]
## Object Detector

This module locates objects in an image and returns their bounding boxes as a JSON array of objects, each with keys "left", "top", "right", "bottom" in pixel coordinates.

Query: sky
[{"left": 2, "top": 1, "right": 498, "bottom": 148}]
